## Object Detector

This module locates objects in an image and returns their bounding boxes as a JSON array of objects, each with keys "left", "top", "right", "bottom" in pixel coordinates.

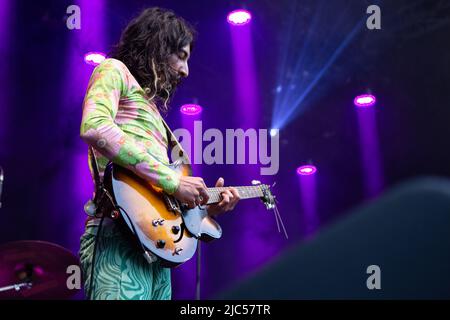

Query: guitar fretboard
[{"left": 206, "top": 186, "right": 264, "bottom": 204}]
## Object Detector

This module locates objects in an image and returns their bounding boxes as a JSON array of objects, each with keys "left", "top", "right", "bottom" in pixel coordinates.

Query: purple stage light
[
  {"left": 180, "top": 104, "right": 203, "bottom": 116},
  {"left": 356, "top": 103, "right": 384, "bottom": 198},
  {"left": 227, "top": 9, "right": 252, "bottom": 26},
  {"left": 354, "top": 94, "right": 376, "bottom": 107},
  {"left": 84, "top": 52, "right": 106, "bottom": 66},
  {"left": 297, "top": 165, "right": 317, "bottom": 176},
  {"left": 297, "top": 164, "right": 318, "bottom": 236}
]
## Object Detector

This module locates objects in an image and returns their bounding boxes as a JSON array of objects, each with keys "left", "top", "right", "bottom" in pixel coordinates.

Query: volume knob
[
  {"left": 152, "top": 219, "right": 165, "bottom": 226},
  {"left": 172, "top": 226, "right": 181, "bottom": 234},
  {"left": 156, "top": 240, "right": 166, "bottom": 249}
]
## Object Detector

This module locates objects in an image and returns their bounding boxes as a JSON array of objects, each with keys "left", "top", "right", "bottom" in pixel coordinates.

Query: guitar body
[{"left": 104, "top": 163, "right": 222, "bottom": 268}]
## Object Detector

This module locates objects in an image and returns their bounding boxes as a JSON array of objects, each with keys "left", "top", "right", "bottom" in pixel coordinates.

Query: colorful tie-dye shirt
[{"left": 80, "top": 58, "right": 180, "bottom": 194}]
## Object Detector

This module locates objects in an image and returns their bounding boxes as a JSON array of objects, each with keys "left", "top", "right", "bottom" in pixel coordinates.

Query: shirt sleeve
[{"left": 80, "top": 59, "right": 181, "bottom": 194}]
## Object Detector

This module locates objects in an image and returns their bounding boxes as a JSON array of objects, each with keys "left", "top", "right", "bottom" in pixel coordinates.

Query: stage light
[
  {"left": 297, "top": 164, "right": 318, "bottom": 235},
  {"left": 271, "top": 1, "right": 365, "bottom": 131},
  {"left": 227, "top": 9, "right": 252, "bottom": 26},
  {"left": 84, "top": 52, "right": 106, "bottom": 66},
  {"left": 180, "top": 104, "right": 203, "bottom": 116},
  {"left": 354, "top": 94, "right": 376, "bottom": 107},
  {"left": 355, "top": 95, "right": 384, "bottom": 198},
  {"left": 297, "top": 165, "right": 317, "bottom": 176},
  {"left": 270, "top": 129, "right": 279, "bottom": 137}
]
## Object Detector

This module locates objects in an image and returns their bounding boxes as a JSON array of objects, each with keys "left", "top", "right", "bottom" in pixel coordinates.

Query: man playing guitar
[{"left": 79, "top": 7, "right": 240, "bottom": 300}]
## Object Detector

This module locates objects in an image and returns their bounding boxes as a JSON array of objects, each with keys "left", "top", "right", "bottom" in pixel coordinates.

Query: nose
[{"left": 179, "top": 62, "right": 189, "bottom": 78}]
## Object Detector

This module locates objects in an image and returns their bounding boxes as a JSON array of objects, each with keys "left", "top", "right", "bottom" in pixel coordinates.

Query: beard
[{"left": 158, "top": 67, "right": 181, "bottom": 100}]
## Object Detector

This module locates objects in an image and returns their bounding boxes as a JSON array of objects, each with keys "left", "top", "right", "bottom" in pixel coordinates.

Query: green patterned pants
[{"left": 79, "top": 219, "right": 171, "bottom": 300}]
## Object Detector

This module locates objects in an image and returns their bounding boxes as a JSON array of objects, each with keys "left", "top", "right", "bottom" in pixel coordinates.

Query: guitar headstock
[{"left": 252, "top": 180, "right": 276, "bottom": 210}]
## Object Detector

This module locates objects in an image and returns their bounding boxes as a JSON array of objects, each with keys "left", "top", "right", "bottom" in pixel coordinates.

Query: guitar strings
[
  {"left": 273, "top": 205, "right": 281, "bottom": 233},
  {"left": 274, "top": 204, "right": 289, "bottom": 239}
]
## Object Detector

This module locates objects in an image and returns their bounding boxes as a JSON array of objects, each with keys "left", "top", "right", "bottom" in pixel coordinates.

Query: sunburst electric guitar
[{"left": 102, "top": 162, "right": 276, "bottom": 268}]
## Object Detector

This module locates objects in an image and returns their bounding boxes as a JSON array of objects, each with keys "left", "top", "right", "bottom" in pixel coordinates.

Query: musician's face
[{"left": 168, "top": 44, "right": 190, "bottom": 79}]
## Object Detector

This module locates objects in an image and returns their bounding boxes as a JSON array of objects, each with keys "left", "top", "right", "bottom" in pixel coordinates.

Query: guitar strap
[
  {"left": 88, "top": 117, "right": 191, "bottom": 187},
  {"left": 88, "top": 146, "right": 102, "bottom": 188},
  {"left": 85, "top": 118, "right": 192, "bottom": 218},
  {"left": 87, "top": 146, "right": 116, "bottom": 219}
]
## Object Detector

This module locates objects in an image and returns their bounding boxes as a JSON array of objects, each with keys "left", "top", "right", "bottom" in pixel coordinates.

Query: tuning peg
[{"left": 251, "top": 180, "right": 261, "bottom": 185}]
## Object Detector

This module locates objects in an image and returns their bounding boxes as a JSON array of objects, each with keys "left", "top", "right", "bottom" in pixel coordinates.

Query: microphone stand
[
  {"left": 0, "top": 166, "right": 4, "bottom": 209},
  {"left": 196, "top": 241, "right": 201, "bottom": 300}
]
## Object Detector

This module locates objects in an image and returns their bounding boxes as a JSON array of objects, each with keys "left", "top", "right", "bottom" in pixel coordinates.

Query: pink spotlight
[
  {"left": 84, "top": 52, "right": 106, "bottom": 66},
  {"left": 227, "top": 9, "right": 252, "bottom": 26},
  {"left": 354, "top": 94, "right": 376, "bottom": 107},
  {"left": 297, "top": 165, "right": 317, "bottom": 176},
  {"left": 180, "top": 104, "right": 202, "bottom": 116}
]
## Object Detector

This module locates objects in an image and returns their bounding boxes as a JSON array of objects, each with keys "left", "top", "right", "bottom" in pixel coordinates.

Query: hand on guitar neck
[
  {"left": 173, "top": 176, "right": 240, "bottom": 218},
  {"left": 206, "top": 177, "right": 241, "bottom": 218}
]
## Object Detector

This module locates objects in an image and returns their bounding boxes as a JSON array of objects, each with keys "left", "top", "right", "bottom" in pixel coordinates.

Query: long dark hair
[{"left": 111, "top": 7, "right": 196, "bottom": 112}]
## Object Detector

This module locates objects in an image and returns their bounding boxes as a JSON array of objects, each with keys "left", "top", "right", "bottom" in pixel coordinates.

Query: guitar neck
[{"left": 206, "top": 186, "right": 263, "bottom": 204}]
